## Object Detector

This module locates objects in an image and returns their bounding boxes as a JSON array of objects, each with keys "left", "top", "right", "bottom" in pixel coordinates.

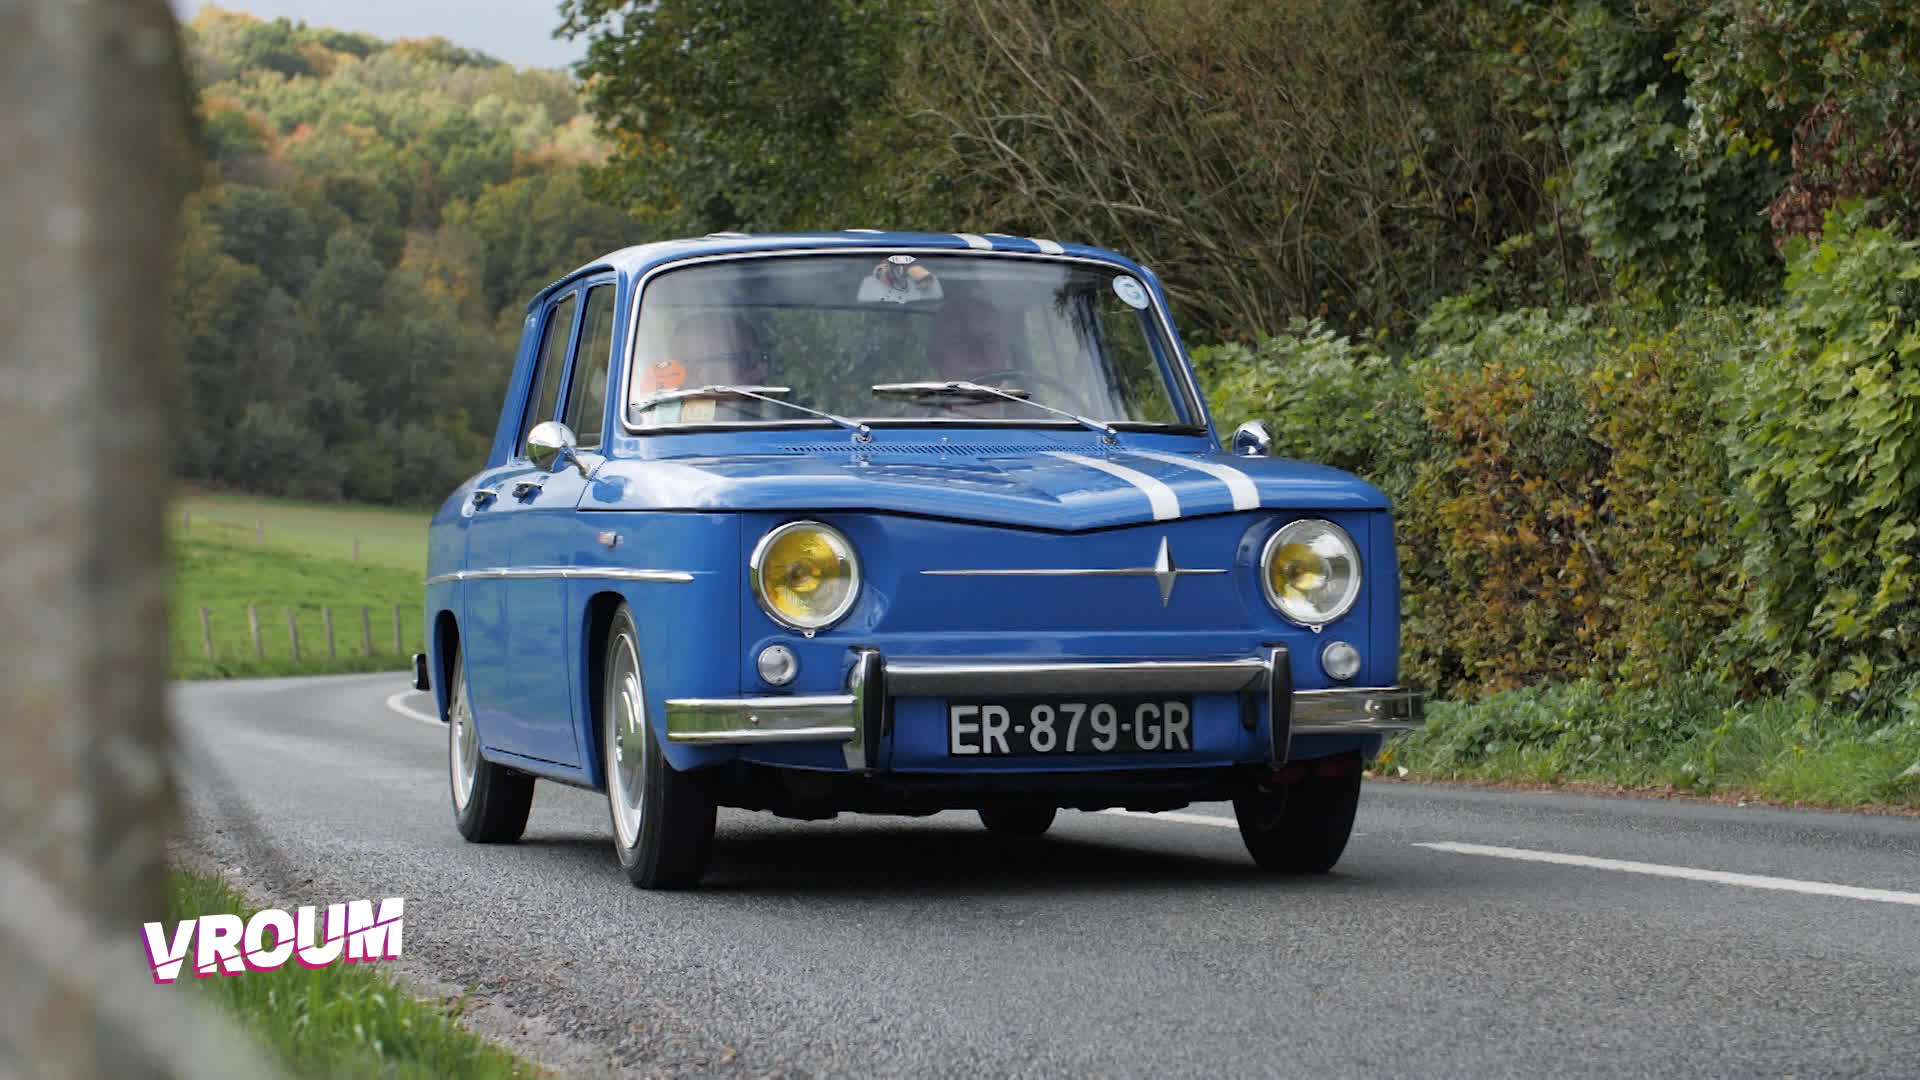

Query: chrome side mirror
[
  {"left": 526, "top": 420, "right": 586, "bottom": 477},
  {"left": 1231, "top": 419, "right": 1273, "bottom": 457}
]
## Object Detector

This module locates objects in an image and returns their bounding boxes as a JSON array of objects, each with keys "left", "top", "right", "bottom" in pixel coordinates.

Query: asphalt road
[{"left": 171, "top": 673, "right": 1920, "bottom": 1078}]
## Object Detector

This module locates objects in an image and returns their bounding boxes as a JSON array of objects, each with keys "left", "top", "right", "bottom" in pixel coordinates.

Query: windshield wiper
[
  {"left": 871, "top": 381, "right": 1117, "bottom": 440},
  {"left": 630, "top": 385, "right": 871, "bottom": 440}
]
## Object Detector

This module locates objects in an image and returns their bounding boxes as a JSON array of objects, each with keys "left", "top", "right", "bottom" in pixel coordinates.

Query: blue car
[{"left": 417, "top": 231, "right": 1424, "bottom": 888}]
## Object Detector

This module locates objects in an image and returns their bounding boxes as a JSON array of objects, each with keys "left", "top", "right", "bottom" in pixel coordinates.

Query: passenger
[{"left": 668, "top": 312, "right": 769, "bottom": 388}]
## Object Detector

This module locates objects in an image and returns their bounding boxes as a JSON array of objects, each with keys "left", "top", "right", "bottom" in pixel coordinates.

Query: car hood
[{"left": 578, "top": 447, "right": 1385, "bottom": 530}]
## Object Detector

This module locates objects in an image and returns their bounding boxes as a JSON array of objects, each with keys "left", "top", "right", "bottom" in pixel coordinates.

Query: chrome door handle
[
  {"left": 512, "top": 480, "right": 544, "bottom": 500},
  {"left": 471, "top": 488, "right": 498, "bottom": 508}
]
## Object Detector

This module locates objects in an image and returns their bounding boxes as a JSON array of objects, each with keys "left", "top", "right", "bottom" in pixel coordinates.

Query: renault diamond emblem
[{"left": 920, "top": 536, "right": 1227, "bottom": 606}]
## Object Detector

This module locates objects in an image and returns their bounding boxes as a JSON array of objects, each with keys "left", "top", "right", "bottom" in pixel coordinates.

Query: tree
[{"left": 0, "top": 1, "right": 279, "bottom": 1074}]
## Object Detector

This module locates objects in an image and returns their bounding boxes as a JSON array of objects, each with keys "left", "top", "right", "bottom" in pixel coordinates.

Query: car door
[
  {"left": 503, "top": 278, "right": 619, "bottom": 768},
  {"left": 465, "top": 288, "right": 580, "bottom": 764}
]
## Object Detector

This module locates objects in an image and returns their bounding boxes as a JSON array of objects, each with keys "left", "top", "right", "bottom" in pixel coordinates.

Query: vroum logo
[{"left": 142, "top": 897, "right": 404, "bottom": 983}]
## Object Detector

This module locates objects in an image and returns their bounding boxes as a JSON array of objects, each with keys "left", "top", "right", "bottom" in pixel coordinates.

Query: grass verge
[
  {"left": 1379, "top": 677, "right": 1920, "bottom": 811},
  {"left": 177, "top": 491, "right": 431, "bottom": 574},
  {"left": 168, "top": 865, "right": 538, "bottom": 1079}
]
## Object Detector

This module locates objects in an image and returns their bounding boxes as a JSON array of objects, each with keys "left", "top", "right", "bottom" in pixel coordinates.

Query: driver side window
[{"left": 520, "top": 293, "right": 578, "bottom": 455}]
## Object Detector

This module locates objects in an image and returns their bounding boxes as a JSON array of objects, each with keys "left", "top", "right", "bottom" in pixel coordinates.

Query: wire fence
[{"left": 176, "top": 604, "right": 424, "bottom": 664}]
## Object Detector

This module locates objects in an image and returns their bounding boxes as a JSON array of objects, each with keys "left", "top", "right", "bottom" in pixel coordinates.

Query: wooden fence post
[
  {"left": 323, "top": 606, "right": 335, "bottom": 659},
  {"left": 255, "top": 518, "right": 263, "bottom": 545},
  {"left": 285, "top": 608, "right": 300, "bottom": 660},
  {"left": 182, "top": 507, "right": 190, "bottom": 533},
  {"left": 248, "top": 604, "right": 262, "bottom": 659},
  {"left": 351, "top": 537, "right": 359, "bottom": 563},
  {"left": 198, "top": 606, "right": 212, "bottom": 659},
  {"left": 361, "top": 604, "right": 372, "bottom": 655},
  {"left": 392, "top": 605, "right": 404, "bottom": 654}
]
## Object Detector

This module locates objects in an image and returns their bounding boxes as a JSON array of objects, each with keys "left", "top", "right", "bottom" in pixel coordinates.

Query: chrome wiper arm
[
  {"left": 871, "top": 381, "right": 1117, "bottom": 439},
  {"left": 630, "top": 384, "right": 871, "bottom": 440}
]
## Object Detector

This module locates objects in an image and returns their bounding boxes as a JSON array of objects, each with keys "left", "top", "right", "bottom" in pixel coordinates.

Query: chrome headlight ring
[
  {"left": 749, "top": 520, "right": 861, "bottom": 634},
  {"left": 1260, "top": 518, "right": 1363, "bottom": 629}
]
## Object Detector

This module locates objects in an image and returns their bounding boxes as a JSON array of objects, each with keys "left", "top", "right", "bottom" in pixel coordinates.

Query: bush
[{"left": 1724, "top": 206, "right": 1920, "bottom": 706}]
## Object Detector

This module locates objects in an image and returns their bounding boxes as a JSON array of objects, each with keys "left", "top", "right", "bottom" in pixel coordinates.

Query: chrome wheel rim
[
  {"left": 606, "top": 627, "right": 647, "bottom": 849},
  {"left": 448, "top": 654, "right": 478, "bottom": 811}
]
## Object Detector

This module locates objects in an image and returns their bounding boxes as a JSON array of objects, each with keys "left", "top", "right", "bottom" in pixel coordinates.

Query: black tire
[
  {"left": 977, "top": 804, "right": 1057, "bottom": 838},
  {"left": 1232, "top": 756, "right": 1362, "bottom": 874},
  {"left": 602, "top": 604, "right": 716, "bottom": 889},
  {"left": 447, "top": 645, "right": 534, "bottom": 844}
]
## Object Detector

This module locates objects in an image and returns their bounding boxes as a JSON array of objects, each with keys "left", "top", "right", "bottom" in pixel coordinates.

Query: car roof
[{"left": 526, "top": 230, "right": 1149, "bottom": 310}]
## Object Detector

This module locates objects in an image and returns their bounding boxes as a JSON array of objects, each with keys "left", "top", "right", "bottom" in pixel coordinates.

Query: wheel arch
[
  {"left": 431, "top": 608, "right": 461, "bottom": 722},
  {"left": 577, "top": 590, "right": 629, "bottom": 791}
]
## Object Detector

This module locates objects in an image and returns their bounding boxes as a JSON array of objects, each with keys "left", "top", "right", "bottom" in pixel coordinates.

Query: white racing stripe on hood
[
  {"left": 1127, "top": 451, "right": 1260, "bottom": 511},
  {"left": 1047, "top": 451, "right": 1181, "bottom": 520},
  {"left": 954, "top": 233, "right": 993, "bottom": 250}
]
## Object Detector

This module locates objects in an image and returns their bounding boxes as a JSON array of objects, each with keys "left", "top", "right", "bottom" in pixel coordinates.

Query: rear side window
[
  {"left": 564, "top": 284, "right": 617, "bottom": 449},
  {"left": 520, "top": 293, "right": 577, "bottom": 454}
]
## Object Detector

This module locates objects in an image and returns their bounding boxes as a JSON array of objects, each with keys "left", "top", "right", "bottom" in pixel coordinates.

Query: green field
[
  {"left": 177, "top": 492, "right": 432, "bottom": 574},
  {"left": 170, "top": 494, "right": 433, "bottom": 679}
]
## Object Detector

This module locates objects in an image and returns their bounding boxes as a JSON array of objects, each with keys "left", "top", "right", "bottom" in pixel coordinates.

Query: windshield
[{"left": 624, "top": 253, "right": 1195, "bottom": 429}]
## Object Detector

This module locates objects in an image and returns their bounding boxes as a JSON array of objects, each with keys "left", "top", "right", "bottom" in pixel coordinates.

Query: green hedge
[{"left": 1198, "top": 206, "right": 1920, "bottom": 719}]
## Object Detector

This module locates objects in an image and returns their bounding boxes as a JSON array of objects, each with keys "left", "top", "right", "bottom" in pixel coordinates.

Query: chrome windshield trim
[
  {"left": 616, "top": 246, "right": 1204, "bottom": 437},
  {"left": 424, "top": 566, "right": 694, "bottom": 586}
]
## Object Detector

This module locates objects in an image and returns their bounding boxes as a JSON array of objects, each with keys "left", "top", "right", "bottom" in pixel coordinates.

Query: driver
[{"left": 931, "top": 297, "right": 1017, "bottom": 385}]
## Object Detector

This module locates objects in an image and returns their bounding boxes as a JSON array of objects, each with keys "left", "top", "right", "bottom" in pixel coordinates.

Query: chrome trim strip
[
  {"left": 885, "top": 658, "right": 1269, "bottom": 697},
  {"left": 616, "top": 246, "right": 1207, "bottom": 436},
  {"left": 423, "top": 566, "right": 695, "bottom": 586},
  {"left": 1048, "top": 451, "right": 1181, "bottom": 520},
  {"left": 1130, "top": 450, "right": 1260, "bottom": 511},
  {"left": 664, "top": 695, "right": 857, "bottom": 744},
  {"left": 954, "top": 232, "right": 992, "bottom": 250}
]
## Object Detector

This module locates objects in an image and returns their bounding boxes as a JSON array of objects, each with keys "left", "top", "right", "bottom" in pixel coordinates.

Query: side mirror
[
  {"left": 526, "top": 420, "right": 586, "bottom": 477},
  {"left": 1231, "top": 419, "right": 1273, "bottom": 457}
]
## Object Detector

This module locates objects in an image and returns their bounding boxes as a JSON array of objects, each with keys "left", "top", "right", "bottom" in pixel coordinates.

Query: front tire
[
  {"left": 977, "top": 805, "right": 1057, "bottom": 838},
  {"left": 1232, "top": 755, "right": 1362, "bottom": 874},
  {"left": 603, "top": 604, "right": 715, "bottom": 889},
  {"left": 448, "top": 646, "right": 534, "bottom": 843}
]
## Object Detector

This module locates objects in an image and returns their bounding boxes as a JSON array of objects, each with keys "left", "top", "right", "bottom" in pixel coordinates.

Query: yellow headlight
[
  {"left": 1261, "top": 520, "right": 1361, "bottom": 626},
  {"left": 751, "top": 521, "right": 860, "bottom": 631}
]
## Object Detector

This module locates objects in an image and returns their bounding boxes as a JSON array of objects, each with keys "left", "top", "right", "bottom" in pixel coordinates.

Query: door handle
[
  {"left": 512, "top": 479, "right": 544, "bottom": 500},
  {"left": 471, "top": 488, "right": 498, "bottom": 508}
]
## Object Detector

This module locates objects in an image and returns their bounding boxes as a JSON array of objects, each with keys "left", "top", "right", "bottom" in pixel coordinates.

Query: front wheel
[
  {"left": 603, "top": 604, "right": 716, "bottom": 889},
  {"left": 1232, "top": 755, "right": 1362, "bottom": 874},
  {"left": 448, "top": 645, "right": 534, "bottom": 843}
]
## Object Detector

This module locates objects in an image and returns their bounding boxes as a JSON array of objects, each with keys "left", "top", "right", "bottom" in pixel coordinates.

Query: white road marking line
[
  {"left": 385, "top": 690, "right": 442, "bottom": 728},
  {"left": 1417, "top": 842, "right": 1920, "bottom": 907},
  {"left": 1127, "top": 451, "right": 1260, "bottom": 510},
  {"left": 1099, "top": 808, "right": 1236, "bottom": 828},
  {"left": 1049, "top": 451, "right": 1181, "bottom": 520}
]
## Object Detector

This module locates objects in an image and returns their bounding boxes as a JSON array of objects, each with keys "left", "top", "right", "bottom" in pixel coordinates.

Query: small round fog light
[
  {"left": 756, "top": 644, "right": 798, "bottom": 687},
  {"left": 1321, "top": 640, "right": 1361, "bottom": 682}
]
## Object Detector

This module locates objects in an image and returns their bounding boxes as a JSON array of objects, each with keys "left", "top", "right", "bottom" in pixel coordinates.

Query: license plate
[{"left": 947, "top": 697, "right": 1193, "bottom": 756}]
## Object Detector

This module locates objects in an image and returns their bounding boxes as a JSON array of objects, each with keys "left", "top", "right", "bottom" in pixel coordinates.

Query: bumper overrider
[{"left": 662, "top": 647, "right": 1425, "bottom": 770}]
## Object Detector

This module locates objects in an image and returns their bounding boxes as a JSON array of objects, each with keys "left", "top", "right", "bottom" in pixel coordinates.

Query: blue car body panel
[{"left": 426, "top": 231, "right": 1410, "bottom": 803}]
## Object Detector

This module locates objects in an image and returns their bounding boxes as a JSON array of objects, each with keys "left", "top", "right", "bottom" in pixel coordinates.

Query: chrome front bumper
[{"left": 663, "top": 647, "right": 1425, "bottom": 769}]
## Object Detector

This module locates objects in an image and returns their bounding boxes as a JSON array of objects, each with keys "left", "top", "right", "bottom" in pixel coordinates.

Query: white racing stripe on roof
[
  {"left": 1048, "top": 451, "right": 1181, "bottom": 521},
  {"left": 954, "top": 233, "right": 993, "bottom": 250},
  {"left": 1128, "top": 451, "right": 1260, "bottom": 510},
  {"left": 1031, "top": 238, "right": 1065, "bottom": 254}
]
